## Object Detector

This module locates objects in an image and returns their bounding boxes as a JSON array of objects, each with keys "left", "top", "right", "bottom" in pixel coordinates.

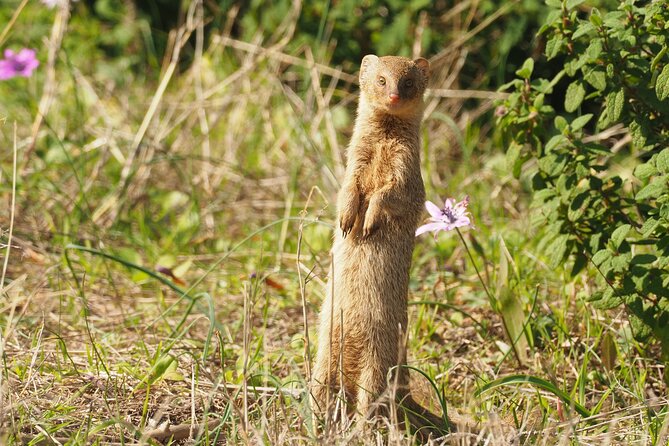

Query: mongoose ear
[
  {"left": 413, "top": 57, "right": 430, "bottom": 78},
  {"left": 360, "top": 55, "right": 379, "bottom": 82}
]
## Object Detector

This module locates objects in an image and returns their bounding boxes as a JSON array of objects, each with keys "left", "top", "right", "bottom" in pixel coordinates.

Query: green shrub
[{"left": 498, "top": 0, "right": 669, "bottom": 363}]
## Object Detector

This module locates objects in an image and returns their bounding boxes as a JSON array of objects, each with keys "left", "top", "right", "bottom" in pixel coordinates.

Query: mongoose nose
[{"left": 389, "top": 93, "right": 400, "bottom": 103}]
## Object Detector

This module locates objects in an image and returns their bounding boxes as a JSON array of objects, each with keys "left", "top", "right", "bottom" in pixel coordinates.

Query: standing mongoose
[{"left": 311, "top": 55, "right": 449, "bottom": 434}]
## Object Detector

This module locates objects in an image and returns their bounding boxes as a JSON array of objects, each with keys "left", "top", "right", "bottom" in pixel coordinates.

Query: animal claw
[
  {"left": 362, "top": 224, "right": 377, "bottom": 239},
  {"left": 340, "top": 216, "right": 356, "bottom": 238}
]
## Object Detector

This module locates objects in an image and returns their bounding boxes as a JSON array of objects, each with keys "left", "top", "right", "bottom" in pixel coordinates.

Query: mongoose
[{"left": 311, "top": 55, "right": 449, "bottom": 434}]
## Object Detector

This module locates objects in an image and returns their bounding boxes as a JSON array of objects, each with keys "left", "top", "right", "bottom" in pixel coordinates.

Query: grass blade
[{"left": 475, "top": 374, "right": 591, "bottom": 418}]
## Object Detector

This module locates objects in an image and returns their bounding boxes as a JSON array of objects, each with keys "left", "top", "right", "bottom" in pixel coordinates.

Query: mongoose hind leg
[
  {"left": 309, "top": 370, "right": 330, "bottom": 415},
  {"left": 311, "top": 322, "right": 360, "bottom": 416},
  {"left": 311, "top": 334, "right": 339, "bottom": 415},
  {"left": 311, "top": 311, "right": 336, "bottom": 414},
  {"left": 355, "top": 334, "right": 403, "bottom": 418},
  {"left": 355, "top": 362, "right": 387, "bottom": 418},
  {"left": 355, "top": 345, "right": 452, "bottom": 438}
]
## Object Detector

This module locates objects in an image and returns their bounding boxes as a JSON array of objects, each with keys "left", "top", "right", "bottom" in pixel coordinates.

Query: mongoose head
[{"left": 359, "top": 55, "right": 430, "bottom": 118}]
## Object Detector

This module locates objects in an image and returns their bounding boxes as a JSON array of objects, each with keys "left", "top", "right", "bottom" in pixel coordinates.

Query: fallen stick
[{"left": 143, "top": 419, "right": 222, "bottom": 442}]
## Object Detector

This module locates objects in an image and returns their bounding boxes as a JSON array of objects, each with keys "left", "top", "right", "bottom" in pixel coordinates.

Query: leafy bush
[{"left": 498, "top": 0, "right": 669, "bottom": 363}]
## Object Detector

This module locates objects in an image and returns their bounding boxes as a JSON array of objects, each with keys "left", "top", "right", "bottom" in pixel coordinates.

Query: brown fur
[{"left": 311, "top": 55, "right": 451, "bottom": 436}]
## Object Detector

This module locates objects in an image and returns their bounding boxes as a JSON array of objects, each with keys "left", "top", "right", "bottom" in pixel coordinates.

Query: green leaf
[
  {"left": 589, "top": 9, "right": 603, "bottom": 27},
  {"left": 656, "top": 65, "right": 669, "bottom": 101},
  {"left": 651, "top": 46, "right": 668, "bottom": 72},
  {"left": 162, "top": 358, "right": 185, "bottom": 381},
  {"left": 585, "top": 39, "right": 603, "bottom": 61},
  {"left": 634, "top": 162, "right": 658, "bottom": 180},
  {"left": 506, "top": 141, "right": 523, "bottom": 177},
  {"left": 629, "top": 313, "right": 652, "bottom": 342},
  {"left": 589, "top": 232, "right": 603, "bottom": 253},
  {"left": 566, "top": 0, "right": 585, "bottom": 9},
  {"left": 571, "top": 252, "right": 588, "bottom": 277},
  {"left": 568, "top": 190, "right": 590, "bottom": 221},
  {"left": 565, "top": 56, "right": 587, "bottom": 76},
  {"left": 534, "top": 189, "right": 555, "bottom": 204},
  {"left": 631, "top": 254, "right": 657, "bottom": 265},
  {"left": 592, "top": 288, "right": 622, "bottom": 310},
  {"left": 572, "top": 22, "right": 595, "bottom": 39},
  {"left": 554, "top": 116, "right": 569, "bottom": 133},
  {"left": 661, "top": 205, "right": 669, "bottom": 220},
  {"left": 571, "top": 114, "right": 593, "bottom": 132},
  {"left": 607, "top": 89, "right": 625, "bottom": 122},
  {"left": 600, "top": 332, "right": 617, "bottom": 370},
  {"left": 134, "top": 354, "right": 179, "bottom": 391},
  {"left": 610, "top": 224, "right": 631, "bottom": 250},
  {"left": 532, "top": 172, "right": 548, "bottom": 191},
  {"left": 584, "top": 68, "right": 606, "bottom": 91},
  {"left": 656, "top": 148, "right": 669, "bottom": 173},
  {"left": 541, "top": 10, "right": 563, "bottom": 33},
  {"left": 546, "top": 36, "right": 565, "bottom": 60},
  {"left": 592, "top": 249, "right": 612, "bottom": 266},
  {"left": 636, "top": 179, "right": 667, "bottom": 200},
  {"left": 603, "top": 11, "right": 626, "bottom": 29},
  {"left": 516, "top": 58, "right": 534, "bottom": 79},
  {"left": 629, "top": 120, "right": 648, "bottom": 150},
  {"left": 565, "top": 81, "right": 586, "bottom": 112},
  {"left": 587, "top": 290, "right": 603, "bottom": 303},
  {"left": 538, "top": 153, "right": 568, "bottom": 176},
  {"left": 547, "top": 234, "right": 570, "bottom": 269},
  {"left": 544, "top": 135, "right": 569, "bottom": 153},
  {"left": 497, "top": 238, "right": 528, "bottom": 364},
  {"left": 611, "top": 253, "right": 632, "bottom": 272},
  {"left": 533, "top": 93, "right": 545, "bottom": 110},
  {"left": 640, "top": 218, "right": 660, "bottom": 237}
]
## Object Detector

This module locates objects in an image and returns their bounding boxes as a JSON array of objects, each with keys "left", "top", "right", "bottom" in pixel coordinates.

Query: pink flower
[
  {"left": 0, "top": 49, "right": 39, "bottom": 80},
  {"left": 416, "top": 196, "right": 473, "bottom": 238}
]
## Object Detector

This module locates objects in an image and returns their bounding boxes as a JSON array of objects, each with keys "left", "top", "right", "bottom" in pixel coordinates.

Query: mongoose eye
[
  {"left": 405, "top": 79, "right": 414, "bottom": 88},
  {"left": 378, "top": 76, "right": 386, "bottom": 86}
]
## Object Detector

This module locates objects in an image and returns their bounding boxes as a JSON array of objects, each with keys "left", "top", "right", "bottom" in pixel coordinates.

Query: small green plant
[{"left": 497, "top": 0, "right": 669, "bottom": 361}]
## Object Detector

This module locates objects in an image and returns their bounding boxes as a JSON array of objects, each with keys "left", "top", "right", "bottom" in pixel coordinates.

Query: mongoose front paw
[
  {"left": 338, "top": 187, "right": 361, "bottom": 237},
  {"left": 340, "top": 209, "right": 358, "bottom": 237},
  {"left": 362, "top": 220, "right": 379, "bottom": 238},
  {"left": 362, "top": 202, "right": 382, "bottom": 238}
]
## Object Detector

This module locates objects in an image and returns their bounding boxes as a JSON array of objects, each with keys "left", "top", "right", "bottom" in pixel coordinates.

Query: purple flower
[
  {"left": 416, "top": 196, "right": 473, "bottom": 238},
  {"left": 0, "top": 49, "right": 39, "bottom": 80}
]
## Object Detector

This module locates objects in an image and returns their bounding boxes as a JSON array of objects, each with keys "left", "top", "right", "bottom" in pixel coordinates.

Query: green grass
[{"left": 1, "top": 1, "right": 668, "bottom": 445}]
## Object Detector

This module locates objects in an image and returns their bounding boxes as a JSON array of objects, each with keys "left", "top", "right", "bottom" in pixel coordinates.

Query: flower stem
[
  {"left": 455, "top": 228, "right": 523, "bottom": 366},
  {"left": 455, "top": 228, "right": 494, "bottom": 305}
]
